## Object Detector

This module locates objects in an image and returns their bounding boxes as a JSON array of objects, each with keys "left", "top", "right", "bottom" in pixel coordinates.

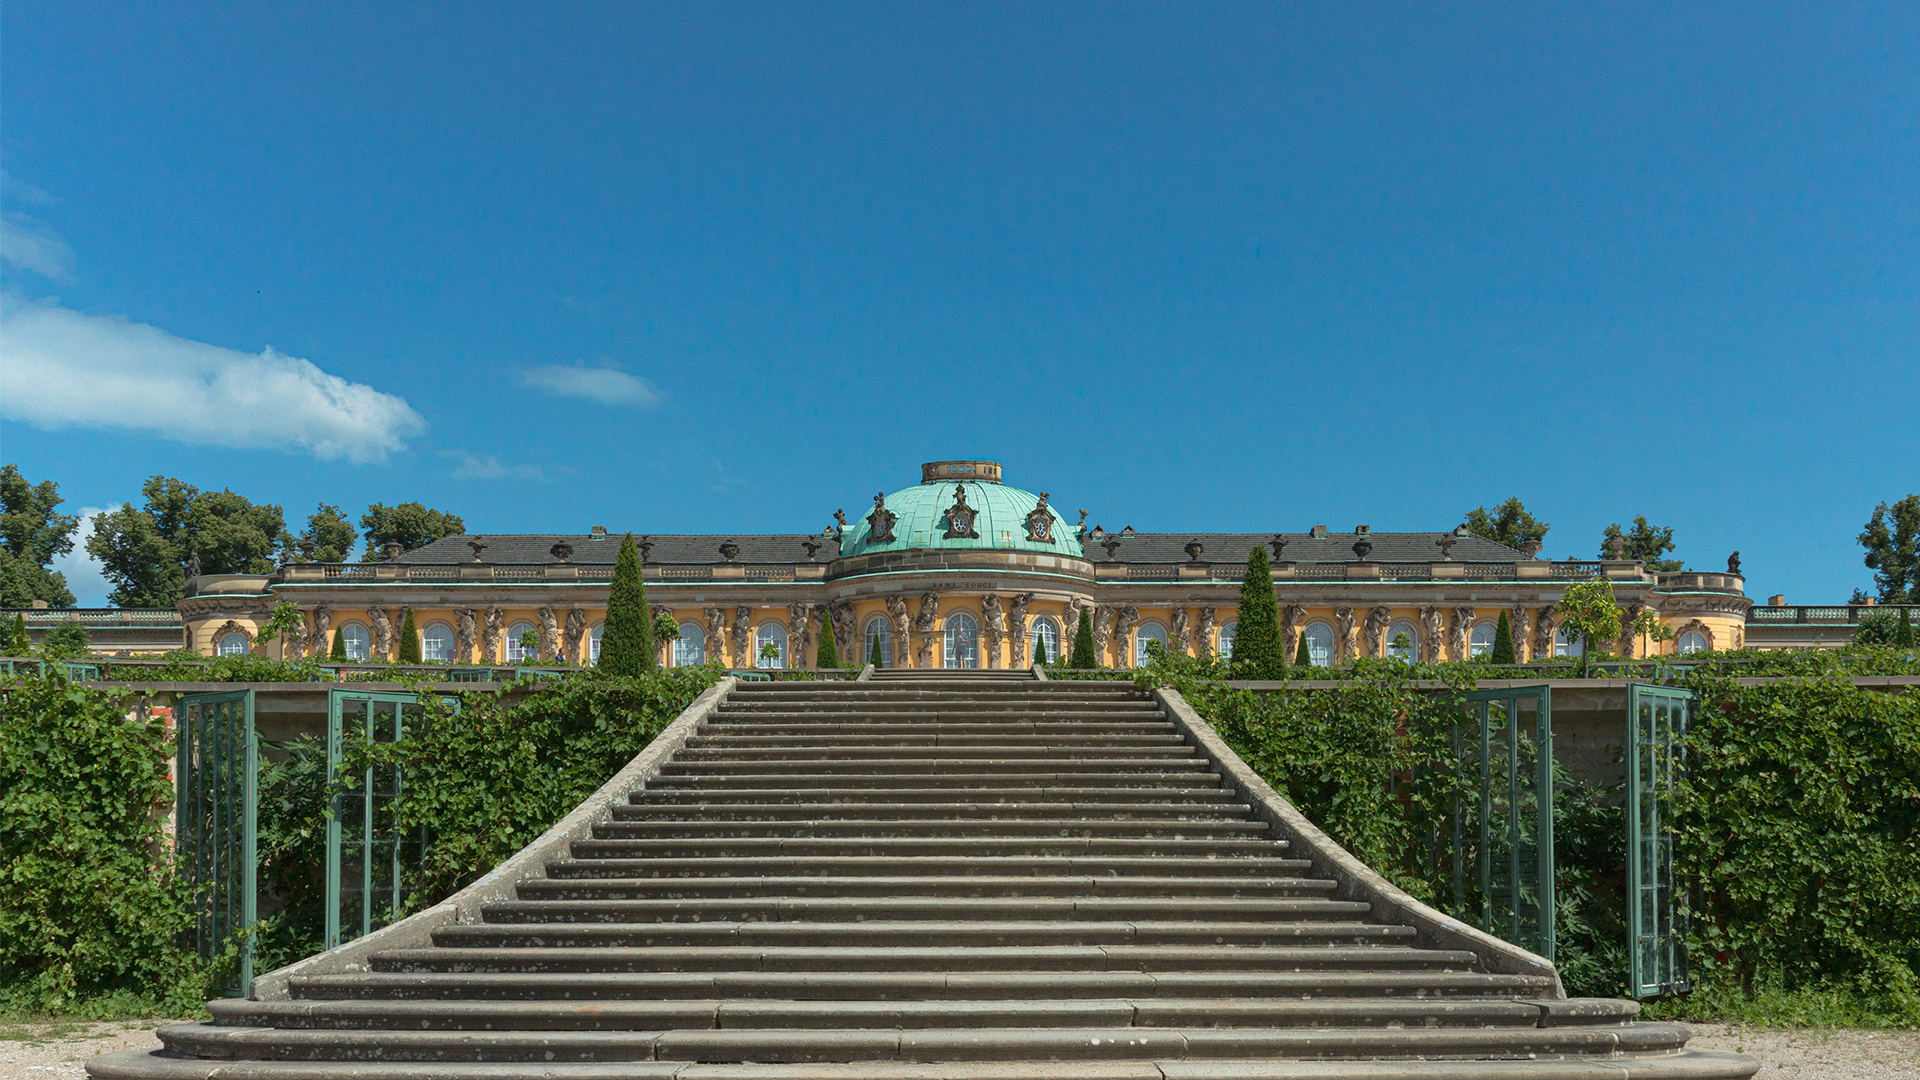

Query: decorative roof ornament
[
  {"left": 802, "top": 538, "right": 821, "bottom": 561},
  {"left": 1025, "top": 492, "right": 1055, "bottom": 543},
  {"left": 1101, "top": 538, "right": 1123, "bottom": 560},
  {"left": 1185, "top": 540, "right": 1205, "bottom": 561},
  {"left": 832, "top": 508, "right": 848, "bottom": 540},
  {"left": 639, "top": 536, "right": 654, "bottom": 561},
  {"left": 1728, "top": 551, "right": 1742, "bottom": 575},
  {"left": 867, "top": 493, "right": 897, "bottom": 543},
  {"left": 1269, "top": 535, "right": 1288, "bottom": 559},
  {"left": 1436, "top": 534, "right": 1459, "bottom": 560},
  {"left": 1352, "top": 538, "right": 1373, "bottom": 562},
  {"left": 467, "top": 537, "right": 488, "bottom": 562},
  {"left": 550, "top": 541, "right": 574, "bottom": 563},
  {"left": 1606, "top": 534, "right": 1627, "bottom": 560},
  {"left": 1075, "top": 509, "right": 1089, "bottom": 539},
  {"left": 382, "top": 541, "right": 404, "bottom": 561},
  {"left": 719, "top": 540, "right": 740, "bottom": 562},
  {"left": 943, "top": 483, "right": 980, "bottom": 540}
]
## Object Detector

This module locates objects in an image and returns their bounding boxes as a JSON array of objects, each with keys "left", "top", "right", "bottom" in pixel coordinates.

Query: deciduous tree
[
  {"left": 87, "top": 476, "right": 287, "bottom": 608},
  {"left": 1859, "top": 494, "right": 1920, "bottom": 603},
  {"left": 1601, "top": 515, "right": 1684, "bottom": 572},
  {"left": 360, "top": 502, "right": 465, "bottom": 560},
  {"left": 1464, "top": 498, "right": 1549, "bottom": 551},
  {"left": 39, "top": 621, "right": 90, "bottom": 659},
  {"left": 0, "top": 465, "right": 79, "bottom": 607},
  {"left": 298, "top": 504, "right": 358, "bottom": 563},
  {"left": 1557, "top": 578, "right": 1622, "bottom": 678}
]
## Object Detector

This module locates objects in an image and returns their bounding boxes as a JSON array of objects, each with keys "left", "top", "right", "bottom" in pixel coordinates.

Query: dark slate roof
[
  {"left": 394, "top": 534, "right": 839, "bottom": 565},
  {"left": 396, "top": 529, "right": 1527, "bottom": 565},
  {"left": 1075, "top": 532, "right": 1529, "bottom": 564}
]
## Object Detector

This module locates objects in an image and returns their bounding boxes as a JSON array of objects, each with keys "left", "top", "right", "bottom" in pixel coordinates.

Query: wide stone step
[
  {"left": 658, "top": 759, "right": 1215, "bottom": 775},
  {"left": 641, "top": 772, "right": 1228, "bottom": 790},
  {"left": 540, "top": 855, "right": 1314, "bottom": 879},
  {"left": 711, "top": 707, "right": 1167, "bottom": 718},
  {"left": 379, "top": 944, "right": 1480, "bottom": 973},
  {"left": 211, "top": 995, "right": 1576, "bottom": 1032},
  {"left": 700, "top": 722, "right": 1182, "bottom": 736},
  {"left": 288, "top": 968, "right": 1559, "bottom": 1002},
  {"left": 685, "top": 734, "right": 1189, "bottom": 748},
  {"left": 428, "top": 921, "right": 1399, "bottom": 951},
  {"left": 630, "top": 787, "right": 1246, "bottom": 806},
  {"left": 672, "top": 746, "right": 1202, "bottom": 762},
  {"left": 609, "top": 803, "right": 1252, "bottom": 822},
  {"left": 517, "top": 875, "right": 1344, "bottom": 900},
  {"left": 591, "top": 819, "right": 1270, "bottom": 839},
  {"left": 475, "top": 897, "right": 1359, "bottom": 923},
  {"left": 157, "top": 1021, "right": 1685, "bottom": 1064},
  {"left": 568, "top": 837, "right": 1283, "bottom": 859}
]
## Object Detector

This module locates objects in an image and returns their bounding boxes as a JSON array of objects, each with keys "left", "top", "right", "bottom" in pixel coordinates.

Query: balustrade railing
[
  {"left": 1552, "top": 561, "right": 1605, "bottom": 579},
  {"left": 746, "top": 566, "right": 796, "bottom": 582}
]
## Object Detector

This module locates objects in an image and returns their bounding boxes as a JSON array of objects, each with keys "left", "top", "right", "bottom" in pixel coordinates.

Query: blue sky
[{"left": 2, "top": 1, "right": 1914, "bottom": 606}]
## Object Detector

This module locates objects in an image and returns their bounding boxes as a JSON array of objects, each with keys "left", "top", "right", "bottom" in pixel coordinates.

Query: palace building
[{"left": 169, "top": 460, "right": 1757, "bottom": 670}]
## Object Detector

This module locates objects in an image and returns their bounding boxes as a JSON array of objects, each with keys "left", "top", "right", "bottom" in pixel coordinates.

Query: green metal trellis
[
  {"left": 1626, "top": 683, "right": 1692, "bottom": 998},
  {"left": 1451, "top": 685, "right": 1555, "bottom": 963},
  {"left": 175, "top": 690, "right": 257, "bottom": 995},
  {"left": 324, "top": 690, "right": 435, "bottom": 949}
]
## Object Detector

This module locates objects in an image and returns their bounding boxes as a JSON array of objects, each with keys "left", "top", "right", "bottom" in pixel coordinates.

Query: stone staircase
[{"left": 92, "top": 671, "right": 1756, "bottom": 1079}]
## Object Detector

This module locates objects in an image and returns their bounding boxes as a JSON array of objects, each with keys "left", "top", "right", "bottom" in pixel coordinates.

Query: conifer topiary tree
[
  {"left": 816, "top": 612, "right": 839, "bottom": 669},
  {"left": 1294, "top": 632, "right": 1311, "bottom": 670},
  {"left": 1490, "top": 611, "right": 1517, "bottom": 664},
  {"left": 868, "top": 632, "right": 884, "bottom": 669},
  {"left": 6, "top": 614, "right": 30, "bottom": 656},
  {"left": 598, "top": 533, "right": 653, "bottom": 676},
  {"left": 1033, "top": 636, "right": 1048, "bottom": 665},
  {"left": 1899, "top": 608, "right": 1916, "bottom": 648},
  {"left": 1232, "top": 547, "right": 1282, "bottom": 676},
  {"left": 397, "top": 608, "right": 422, "bottom": 664},
  {"left": 329, "top": 627, "right": 347, "bottom": 662},
  {"left": 1069, "top": 609, "right": 1098, "bottom": 668}
]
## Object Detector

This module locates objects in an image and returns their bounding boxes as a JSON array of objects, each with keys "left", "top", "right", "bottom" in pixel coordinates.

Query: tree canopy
[
  {"left": 1601, "top": 515, "right": 1683, "bottom": 572},
  {"left": 360, "top": 502, "right": 465, "bottom": 560},
  {"left": 87, "top": 476, "right": 288, "bottom": 608},
  {"left": 1557, "top": 577, "right": 1622, "bottom": 677},
  {"left": 298, "top": 504, "right": 358, "bottom": 563},
  {"left": 1859, "top": 494, "right": 1919, "bottom": 603},
  {"left": 0, "top": 464, "right": 79, "bottom": 607},
  {"left": 1463, "top": 498, "right": 1549, "bottom": 551}
]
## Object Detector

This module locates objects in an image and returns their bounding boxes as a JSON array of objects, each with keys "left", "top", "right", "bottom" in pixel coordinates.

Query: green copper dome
[{"left": 840, "top": 461, "right": 1077, "bottom": 558}]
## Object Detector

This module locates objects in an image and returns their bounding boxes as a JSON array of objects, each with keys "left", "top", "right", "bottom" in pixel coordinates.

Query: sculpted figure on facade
[
  {"left": 285, "top": 617, "right": 309, "bottom": 661},
  {"left": 483, "top": 607, "right": 504, "bottom": 664},
  {"left": 704, "top": 608, "right": 728, "bottom": 664},
  {"left": 732, "top": 607, "right": 753, "bottom": 667},
  {"left": 562, "top": 608, "right": 586, "bottom": 665},
  {"left": 1449, "top": 607, "right": 1474, "bottom": 661},
  {"left": 537, "top": 607, "right": 561, "bottom": 663},
  {"left": 456, "top": 609, "right": 477, "bottom": 665},
  {"left": 1007, "top": 593, "right": 1033, "bottom": 668},
  {"left": 914, "top": 593, "right": 940, "bottom": 667},
  {"left": 367, "top": 607, "right": 392, "bottom": 662},
  {"left": 788, "top": 601, "right": 814, "bottom": 669},
  {"left": 828, "top": 600, "right": 856, "bottom": 660},
  {"left": 1419, "top": 606, "right": 1444, "bottom": 663},
  {"left": 1334, "top": 607, "right": 1355, "bottom": 661},
  {"left": 1092, "top": 605, "right": 1116, "bottom": 667},
  {"left": 1114, "top": 606, "right": 1139, "bottom": 666},
  {"left": 867, "top": 493, "right": 897, "bottom": 544},
  {"left": 1532, "top": 605, "right": 1557, "bottom": 660},
  {"left": 1280, "top": 605, "right": 1304, "bottom": 662},
  {"left": 1172, "top": 607, "right": 1191, "bottom": 657},
  {"left": 1197, "top": 607, "right": 1216, "bottom": 657},
  {"left": 1618, "top": 603, "right": 1642, "bottom": 658},
  {"left": 312, "top": 607, "right": 332, "bottom": 660},
  {"left": 981, "top": 594, "right": 1005, "bottom": 669},
  {"left": 1062, "top": 603, "right": 1084, "bottom": 662},
  {"left": 1362, "top": 606, "right": 1391, "bottom": 659},
  {"left": 886, "top": 596, "right": 912, "bottom": 667},
  {"left": 1510, "top": 606, "right": 1532, "bottom": 662}
]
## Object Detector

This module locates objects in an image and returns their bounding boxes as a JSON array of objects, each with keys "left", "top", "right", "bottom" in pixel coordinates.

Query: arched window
[
  {"left": 1469, "top": 621, "right": 1497, "bottom": 658},
  {"left": 944, "top": 611, "right": 980, "bottom": 669},
  {"left": 340, "top": 623, "right": 369, "bottom": 661},
  {"left": 587, "top": 623, "right": 604, "bottom": 664},
  {"left": 507, "top": 621, "right": 538, "bottom": 663},
  {"left": 755, "top": 621, "right": 787, "bottom": 669},
  {"left": 862, "top": 616, "right": 892, "bottom": 667},
  {"left": 1133, "top": 620, "right": 1170, "bottom": 667},
  {"left": 1676, "top": 630, "right": 1709, "bottom": 655},
  {"left": 1554, "top": 628, "right": 1584, "bottom": 657},
  {"left": 1304, "top": 621, "right": 1334, "bottom": 667},
  {"left": 673, "top": 622, "right": 704, "bottom": 666},
  {"left": 1215, "top": 620, "right": 1238, "bottom": 660},
  {"left": 1386, "top": 621, "right": 1419, "bottom": 661},
  {"left": 217, "top": 632, "right": 249, "bottom": 657},
  {"left": 1029, "top": 616, "right": 1060, "bottom": 665},
  {"left": 421, "top": 622, "right": 455, "bottom": 662}
]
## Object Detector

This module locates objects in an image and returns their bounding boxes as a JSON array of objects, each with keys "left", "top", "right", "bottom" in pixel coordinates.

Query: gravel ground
[{"left": 3, "top": 1020, "right": 1919, "bottom": 1079}]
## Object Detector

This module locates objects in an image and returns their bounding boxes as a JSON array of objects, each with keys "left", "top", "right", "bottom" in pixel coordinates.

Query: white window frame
[
  {"left": 340, "top": 623, "right": 370, "bottom": 661},
  {"left": 755, "top": 621, "right": 788, "bottom": 669},
  {"left": 944, "top": 611, "right": 980, "bottom": 669},
  {"left": 1469, "top": 621, "right": 1497, "bottom": 658},
  {"left": 1304, "top": 621, "right": 1334, "bottom": 667},
  {"left": 1217, "top": 620, "right": 1237, "bottom": 660},
  {"left": 1554, "top": 628, "right": 1584, "bottom": 657},
  {"left": 1133, "top": 620, "right": 1170, "bottom": 667},
  {"left": 862, "top": 616, "right": 892, "bottom": 667},
  {"left": 1029, "top": 616, "right": 1060, "bottom": 665},
  {"left": 1676, "top": 631, "right": 1708, "bottom": 655},
  {"left": 507, "top": 621, "right": 538, "bottom": 663},
  {"left": 421, "top": 621, "right": 455, "bottom": 662},
  {"left": 217, "top": 632, "right": 249, "bottom": 657},
  {"left": 673, "top": 622, "right": 704, "bottom": 667},
  {"left": 1387, "top": 621, "right": 1419, "bottom": 662}
]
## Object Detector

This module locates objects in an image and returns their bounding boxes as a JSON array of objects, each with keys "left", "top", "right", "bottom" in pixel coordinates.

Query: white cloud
[
  {"left": 519, "top": 364, "right": 659, "bottom": 407},
  {"left": 51, "top": 507, "right": 112, "bottom": 607},
  {"left": 0, "top": 218, "right": 75, "bottom": 281},
  {"left": 441, "top": 450, "right": 544, "bottom": 481},
  {"left": 0, "top": 293, "right": 427, "bottom": 464}
]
